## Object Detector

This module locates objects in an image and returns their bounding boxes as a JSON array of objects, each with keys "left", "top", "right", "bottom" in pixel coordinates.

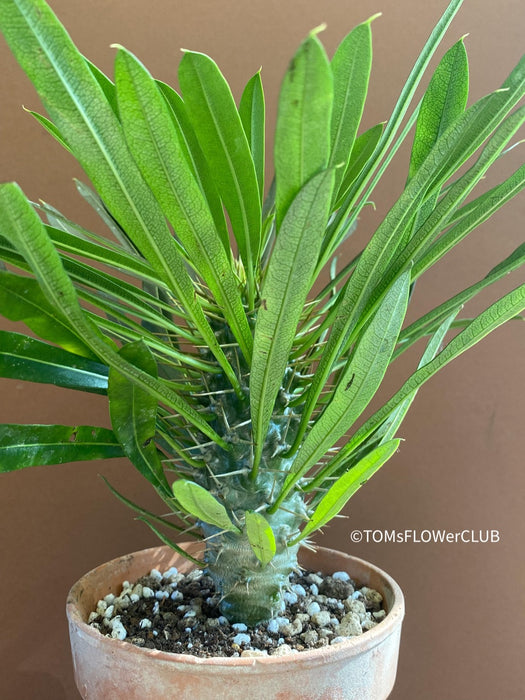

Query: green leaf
[
  {"left": 0, "top": 0, "right": 236, "bottom": 380},
  {"left": 0, "top": 269, "right": 95, "bottom": 358},
  {"left": 178, "top": 50, "right": 262, "bottom": 300},
  {"left": 433, "top": 56, "right": 525, "bottom": 186},
  {"left": 273, "top": 269, "right": 410, "bottom": 510},
  {"left": 114, "top": 47, "right": 252, "bottom": 366},
  {"left": 0, "top": 330, "right": 108, "bottom": 393},
  {"left": 379, "top": 311, "right": 460, "bottom": 442},
  {"left": 0, "top": 424, "right": 123, "bottom": 471},
  {"left": 137, "top": 517, "right": 205, "bottom": 567},
  {"left": 381, "top": 104, "right": 525, "bottom": 298},
  {"left": 409, "top": 38, "right": 469, "bottom": 178},
  {"left": 305, "top": 309, "right": 461, "bottom": 492},
  {"left": 291, "top": 440, "right": 400, "bottom": 544},
  {"left": 101, "top": 475, "right": 200, "bottom": 536},
  {"left": 43, "top": 223, "right": 165, "bottom": 287},
  {"left": 171, "top": 480, "right": 240, "bottom": 533},
  {"left": 250, "top": 170, "right": 335, "bottom": 473},
  {"left": 0, "top": 237, "right": 206, "bottom": 370},
  {"left": 329, "top": 0, "right": 465, "bottom": 242},
  {"left": 335, "top": 122, "right": 384, "bottom": 207},
  {"left": 274, "top": 30, "right": 333, "bottom": 229},
  {"left": 413, "top": 162, "right": 525, "bottom": 279},
  {"left": 396, "top": 243, "right": 525, "bottom": 356},
  {"left": 245, "top": 511, "right": 276, "bottom": 566},
  {"left": 239, "top": 70, "right": 265, "bottom": 202},
  {"left": 108, "top": 341, "right": 171, "bottom": 497},
  {"left": 24, "top": 108, "right": 71, "bottom": 151},
  {"left": 239, "top": 70, "right": 265, "bottom": 201},
  {"left": 73, "top": 180, "right": 138, "bottom": 254},
  {"left": 0, "top": 183, "right": 228, "bottom": 449},
  {"left": 296, "top": 94, "right": 525, "bottom": 445},
  {"left": 156, "top": 80, "right": 230, "bottom": 252},
  {"left": 0, "top": 0, "right": 176, "bottom": 278},
  {"left": 84, "top": 56, "right": 118, "bottom": 115},
  {"left": 329, "top": 18, "right": 374, "bottom": 195},
  {"left": 332, "top": 283, "right": 525, "bottom": 470}
]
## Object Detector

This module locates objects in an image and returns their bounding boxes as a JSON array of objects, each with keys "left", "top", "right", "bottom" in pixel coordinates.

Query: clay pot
[{"left": 67, "top": 542, "right": 404, "bottom": 700}]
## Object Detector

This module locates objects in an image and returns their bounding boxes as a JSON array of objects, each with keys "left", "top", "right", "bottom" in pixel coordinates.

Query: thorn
[{"left": 213, "top": 468, "right": 250, "bottom": 479}]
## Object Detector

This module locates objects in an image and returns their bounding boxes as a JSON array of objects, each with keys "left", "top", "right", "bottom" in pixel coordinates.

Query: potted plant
[{"left": 0, "top": 0, "right": 523, "bottom": 697}]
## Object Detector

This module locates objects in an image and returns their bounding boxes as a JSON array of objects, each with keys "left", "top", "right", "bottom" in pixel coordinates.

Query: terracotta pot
[{"left": 67, "top": 542, "right": 404, "bottom": 700}]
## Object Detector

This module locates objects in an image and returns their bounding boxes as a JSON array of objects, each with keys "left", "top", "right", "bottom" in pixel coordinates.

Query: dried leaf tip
[
  {"left": 309, "top": 23, "right": 327, "bottom": 38},
  {"left": 366, "top": 12, "right": 383, "bottom": 25}
]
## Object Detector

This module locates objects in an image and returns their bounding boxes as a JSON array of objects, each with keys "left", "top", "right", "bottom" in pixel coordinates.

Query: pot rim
[{"left": 66, "top": 543, "right": 404, "bottom": 668}]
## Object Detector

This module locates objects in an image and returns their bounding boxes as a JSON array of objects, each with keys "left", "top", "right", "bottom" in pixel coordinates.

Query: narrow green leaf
[
  {"left": 0, "top": 239, "right": 201, "bottom": 363},
  {"left": 73, "top": 180, "right": 138, "bottom": 254},
  {"left": 172, "top": 480, "right": 240, "bottom": 533},
  {"left": 291, "top": 440, "right": 400, "bottom": 544},
  {"left": 157, "top": 80, "right": 230, "bottom": 252},
  {"left": 335, "top": 122, "right": 384, "bottom": 207},
  {"left": 303, "top": 309, "right": 461, "bottom": 493},
  {"left": 250, "top": 170, "right": 335, "bottom": 473},
  {"left": 433, "top": 55, "right": 525, "bottom": 186},
  {"left": 329, "top": 0, "right": 465, "bottom": 240},
  {"left": 380, "top": 105, "right": 525, "bottom": 298},
  {"left": 396, "top": 243, "right": 525, "bottom": 355},
  {"left": 274, "top": 30, "right": 333, "bottom": 228},
  {"left": 114, "top": 47, "right": 252, "bottom": 366},
  {"left": 84, "top": 56, "right": 118, "bottom": 114},
  {"left": 0, "top": 424, "right": 123, "bottom": 471},
  {"left": 245, "top": 511, "right": 276, "bottom": 566},
  {"left": 406, "top": 38, "right": 469, "bottom": 238},
  {"left": 239, "top": 70, "right": 266, "bottom": 201},
  {"left": 0, "top": 0, "right": 181, "bottom": 279},
  {"left": 102, "top": 476, "right": 198, "bottom": 535},
  {"left": 332, "top": 283, "right": 525, "bottom": 470},
  {"left": 0, "top": 183, "right": 228, "bottom": 449},
  {"left": 329, "top": 19, "right": 374, "bottom": 194},
  {"left": 409, "top": 38, "right": 469, "bottom": 178},
  {"left": 273, "top": 270, "right": 410, "bottom": 510},
  {"left": 178, "top": 50, "right": 262, "bottom": 298},
  {"left": 413, "top": 162, "right": 525, "bottom": 279},
  {"left": 43, "top": 223, "right": 165, "bottom": 287},
  {"left": 108, "top": 341, "right": 171, "bottom": 497},
  {"left": 0, "top": 269, "right": 95, "bottom": 358},
  {"left": 137, "top": 517, "right": 205, "bottom": 567},
  {"left": 24, "top": 108, "right": 71, "bottom": 151},
  {"left": 380, "top": 311, "right": 460, "bottom": 442},
  {"left": 295, "top": 93, "right": 525, "bottom": 446},
  {"left": 0, "top": 330, "right": 108, "bottom": 393},
  {"left": 0, "top": 0, "right": 236, "bottom": 380}
]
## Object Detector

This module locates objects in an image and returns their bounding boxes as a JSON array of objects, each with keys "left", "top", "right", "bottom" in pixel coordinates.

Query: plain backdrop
[{"left": 0, "top": 0, "right": 524, "bottom": 698}]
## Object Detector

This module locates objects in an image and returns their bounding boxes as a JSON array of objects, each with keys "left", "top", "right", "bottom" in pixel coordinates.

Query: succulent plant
[{"left": 0, "top": 0, "right": 524, "bottom": 625}]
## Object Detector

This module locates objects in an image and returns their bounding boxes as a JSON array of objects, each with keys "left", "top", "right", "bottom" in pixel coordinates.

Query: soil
[{"left": 88, "top": 565, "right": 386, "bottom": 658}]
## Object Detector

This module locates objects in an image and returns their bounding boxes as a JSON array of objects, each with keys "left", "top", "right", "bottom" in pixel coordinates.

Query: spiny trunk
[{"left": 200, "top": 492, "right": 306, "bottom": 625}]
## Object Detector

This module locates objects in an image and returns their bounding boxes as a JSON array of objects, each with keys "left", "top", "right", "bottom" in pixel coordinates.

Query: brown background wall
[{"left": 0, "top": 1, "right": 524, "bottom": 698}]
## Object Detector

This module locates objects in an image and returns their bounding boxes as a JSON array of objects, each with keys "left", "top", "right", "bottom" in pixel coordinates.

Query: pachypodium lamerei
[{"left": 0, "top": 0, "right": 524, "bottom": 624}]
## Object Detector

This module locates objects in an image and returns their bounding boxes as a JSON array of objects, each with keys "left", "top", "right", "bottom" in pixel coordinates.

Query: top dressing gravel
[{"left": 88, "top": 565, "right": 386, "bottom": 658}]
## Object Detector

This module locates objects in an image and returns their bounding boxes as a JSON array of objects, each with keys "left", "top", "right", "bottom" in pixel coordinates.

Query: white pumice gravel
[
  {"left": 307, "top": 601, "right": 321, "bottom": 616},
  {"left": 232, "top": 623, "right": 248, "bottom": 632},
  {"left": 333, "top": 571, "right": 351, "bottom": 582},
  {"left": 88, "top": 564, "right": 386, "bottom": 658}
]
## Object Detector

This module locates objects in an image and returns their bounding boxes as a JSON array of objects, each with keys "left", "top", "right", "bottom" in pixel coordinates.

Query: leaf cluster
[{"left": 0, "top": 0, "right": 523, "bottom": 562}]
